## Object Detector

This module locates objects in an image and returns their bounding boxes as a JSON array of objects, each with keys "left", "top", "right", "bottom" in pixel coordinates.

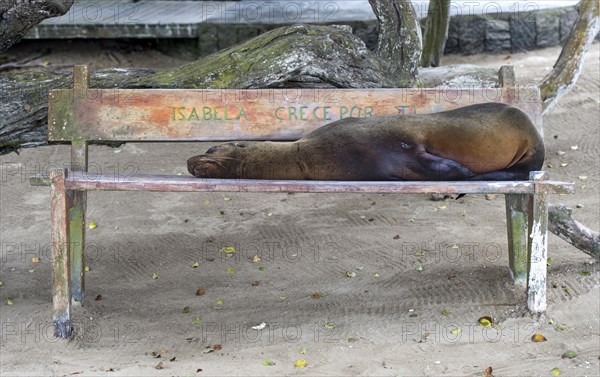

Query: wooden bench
[{"left": 33, "top": 65, "right": 574, "bottom": 338}]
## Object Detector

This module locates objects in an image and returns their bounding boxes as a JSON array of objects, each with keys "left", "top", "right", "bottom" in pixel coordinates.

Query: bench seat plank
[{"left": 62, "top": 172, "right": 575, "bottom": 195}]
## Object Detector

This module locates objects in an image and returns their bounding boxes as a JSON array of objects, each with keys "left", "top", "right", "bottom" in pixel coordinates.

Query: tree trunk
[
  {"left": 369, "top": 0, "right": 422, "bottom": 86},
  {"left": 420, "top": 0, "right": 450, "bottom": 67},
  {"left": 539, "top": 0, "right": 600, "bottom": 115},
  {"left": 548, "top": 204, "right": 599, "bottom": 260},
  {"left": 0, "top": 0, "right": 74, "bottom": 52}
]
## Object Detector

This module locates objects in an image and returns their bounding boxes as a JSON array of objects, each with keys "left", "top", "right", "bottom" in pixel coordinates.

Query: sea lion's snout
[{"left": 187, "top": 155, "right": 236, "bottom": 178}]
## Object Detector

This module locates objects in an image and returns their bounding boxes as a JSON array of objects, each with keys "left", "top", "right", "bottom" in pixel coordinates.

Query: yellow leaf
[
  {"left": 220, "top": 247, "right": 236, "bottom": 254},
  {"left": 226, "top": 267, "right": 235, "bottom": 275},
  {"left": 294, "top": 359, "right": 307, "bottom": 368},
  {"left": 450, "top": 327, "right": 461, "bottom": 335},
  {"left": 478, "top": 316, "right": 493, "bottom": 328},
  {"left": 550, "top": 367, "right": 561, "bottom": 376},
  {"left": 84, "top": 266, "right": 90, "bottom": 272},
  {"left": 531, "top": 333, "right": 547, "bottom": 342},
  {"left": 31, "top": 257, "right": 41, "bottom": 263},
  {"left": 252, "top": 255, "right": 261, "bottom": 263},
  {"left": 216, "top": 299, "right": 223, "bottom": 305},
  {"left": 88, "top": 221, "right": 97, "bottom": 229},
  {"left": 192, "top": 262, "right": 200, "bottom": 268}
]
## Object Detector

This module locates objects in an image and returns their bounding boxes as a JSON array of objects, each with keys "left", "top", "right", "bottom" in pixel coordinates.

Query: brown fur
[{"left": 187, "top": 103, "right": 544, "bottom": 181}]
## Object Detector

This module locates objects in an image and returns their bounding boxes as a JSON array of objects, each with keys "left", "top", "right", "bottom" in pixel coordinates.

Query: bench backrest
[{"left": 47, "top": 65, "right": 542, "bottom": 170}]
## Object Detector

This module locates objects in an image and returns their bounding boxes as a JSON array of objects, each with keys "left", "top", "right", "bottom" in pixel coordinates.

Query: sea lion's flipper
[
  {"left": 466, "top": 169, "right": 530, "bottom": 181},
  {"left": 411, "top": 145, "right": 475, "bottom": 180}
]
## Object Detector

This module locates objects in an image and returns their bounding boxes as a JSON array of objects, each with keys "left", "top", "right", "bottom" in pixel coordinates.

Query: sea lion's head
[{"left": 187, "top": 142, "right": 247, "bottom": 178}]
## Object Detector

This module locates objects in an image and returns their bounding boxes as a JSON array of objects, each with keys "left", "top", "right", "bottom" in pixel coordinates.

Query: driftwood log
[
  {"left": 0, "top": 0, "right": 597, "bottom": 257},
  {"left": 549, "top": 204, "right": 600, "bottom": 259}
]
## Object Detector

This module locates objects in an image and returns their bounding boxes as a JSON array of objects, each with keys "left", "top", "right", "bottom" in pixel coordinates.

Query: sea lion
[{"left": 187, "top": 103, "right": 544, "bottom": 181}]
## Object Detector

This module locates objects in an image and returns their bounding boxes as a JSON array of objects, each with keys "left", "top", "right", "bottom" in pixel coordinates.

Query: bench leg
[
  {"left": 527, "top": 172, "right": 550, "bottom": 313},
  {"left": 505, "top": 194, "right": 533, "bottom": 286},
  {"left": 50, "top": 169, "right": 73, "bottom": 338},
  {"left": 69, "top": 191, "right": 86, "bottom": 303}
]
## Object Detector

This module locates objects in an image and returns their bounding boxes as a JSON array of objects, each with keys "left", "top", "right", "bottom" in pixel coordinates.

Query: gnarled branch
[
  {"left": 0, "top": 0, "right": 74, "bottom": 52},
  {"left": 539, "top": 0, "right": 600, "bottom": 115}
]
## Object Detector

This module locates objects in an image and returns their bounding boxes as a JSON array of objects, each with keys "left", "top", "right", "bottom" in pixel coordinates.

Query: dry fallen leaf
[
  {"left": 170, "top": 356, "right": 176, "bottom": 362},
  {"left": 155, "top": 361, "right": 164, "bottom": 369},
  {"left": 483, "top": 366, "right": 493, "bottom": 377},
  {"left": 95, "top": 294, "right": 103, "bottom": 301},
  {"left": 478, "top": 316, "right": 493, "bottom": 328},
  {"left": 220, "top": 246, "right": 236, "bottom": 254},
  {"left": 213, "top": 344, "right": 222, "bottom": 351},
  {"left": 294, "top": 359, "right": 307, "bottom": 368},
  {"left": 311, "top": 292, "right": 321, "bottom": 299},
  {"left": 252, "top": 255, "right": 261, "bottom": 263},
  {"left": 561, "top": 351, "right": 577, "bottom": 359},
  {"left": 196, "top": 288, "right": 206, "bottom": 296},
  {"left": 251, "top": 281, "right": 260, "bottom": 286},
  {"left": 531, "top": 333, "right": 547, "bottom": 342},
  {"left": 31, "top": 257, "right": 41, "bottom": 263}
]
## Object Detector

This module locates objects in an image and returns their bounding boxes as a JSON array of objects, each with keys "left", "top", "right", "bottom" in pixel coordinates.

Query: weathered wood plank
[
  {"left": 48, "top": 87, "right": 543, "bottom": 142},
  {"left": 505, "top": 193, "right": 533, "bottom": 286},
  {"left": 69, "top": 66, "right": 89, "bottom": 304},
  {"left": 528, "top": 171, "right": 550, "bottom": 313},
  {"left": 50, "top": 168, "right": 72, "bottom": 338},
  {"left": 62, "top": 171, "right": 574, "bottom": 194}
]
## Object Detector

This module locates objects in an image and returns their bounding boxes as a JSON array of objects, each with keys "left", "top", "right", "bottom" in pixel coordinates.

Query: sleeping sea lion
[{"left": 187, "top": 102, "right": 544, "bottom": 181}]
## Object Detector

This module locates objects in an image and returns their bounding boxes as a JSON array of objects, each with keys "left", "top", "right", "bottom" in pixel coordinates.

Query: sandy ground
[{"left": 0, "top": 39, "right": 599, "bottom": 377}]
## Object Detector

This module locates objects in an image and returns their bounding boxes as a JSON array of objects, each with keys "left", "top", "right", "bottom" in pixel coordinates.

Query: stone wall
[{"left": 441, "top": 6, "right": 594, "bottom": 55}]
